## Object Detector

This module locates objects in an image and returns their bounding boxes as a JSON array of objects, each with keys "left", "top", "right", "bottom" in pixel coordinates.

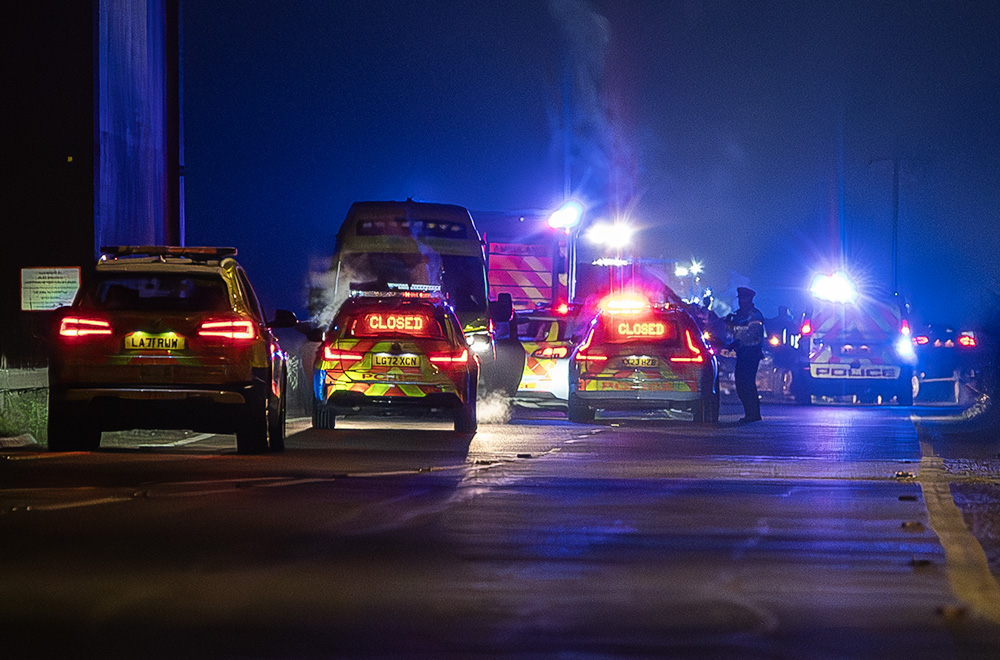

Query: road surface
[{"left": 2, "top": 400, "right": 999, "bottom": 659}]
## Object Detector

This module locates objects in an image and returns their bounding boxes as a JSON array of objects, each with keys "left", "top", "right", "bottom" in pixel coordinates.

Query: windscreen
[
  {"left": 356, "top": 217, "right": 469, "bottom": 239},
  {"left": 342, "top": 252, "right": 487, "bottom": 314},
  {"left": 83, "top": 274, "right": 230, "bottom": 312},
  {"left": 347, "top": 311, "right": 445, "bottom": 339},
  {"left": 596, "top": 313, "right": 680, "bottom": 344},
  {"left": 519, "top": 319, "right": 571, "bottom": 342}
]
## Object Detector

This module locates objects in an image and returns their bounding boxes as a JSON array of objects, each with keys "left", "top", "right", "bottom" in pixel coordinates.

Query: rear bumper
[
  {"left": 323, "top": 391, "right": 466, "bottom": 417},
  {"left": 50, "top": 383, "right": 259, "bottom": 433}
]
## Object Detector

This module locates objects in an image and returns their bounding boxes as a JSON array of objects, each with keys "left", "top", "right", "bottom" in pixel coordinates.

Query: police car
[
  {"left": 791, "top": 271, "right": 915, "bottom": 405},
  {"left": 312, "top": 289, "right": 479, "bottom": 432},
  {"left": 48, "top": 246, "right": 298, "bottom": 453},
  {"left": 567, "top": 296, "right": 720, "bottom": 423},
  {"left": 512, "top": 304, "right": 581, "bottom": 411}
]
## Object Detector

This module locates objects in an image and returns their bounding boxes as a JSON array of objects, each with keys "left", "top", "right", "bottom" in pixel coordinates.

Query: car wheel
[
  {"left": 454, "top": 400, "right": 477, "bottom": 433},
  {"left": 267, "top": 381, "right": 286, "bottom": 453},
  {"left": 792, "top": 371, "right": 812, "bottom": 405},
  {"left": 567, "top": 393, "right": 594, "bottom": 423},
  {"left": 237, "top": 384, "right": 270, "bottom": 454},
  {"left": 313, "top": 399, "right": 336, "bottom": 429},
  {"left": 454, "top": 378, "right": 478, "bottom": 433},
  {"left": 896, "top": 369, "right": 915, "bottom": 406},
  {"left": 698, "top": 392, "right": 720, "bottom": 424},
  {"left": 47, "top": 401, "right": 101, "bottom": 451}
]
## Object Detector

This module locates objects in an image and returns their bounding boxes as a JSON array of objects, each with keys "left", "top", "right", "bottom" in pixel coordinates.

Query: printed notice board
[{"left": 21, "top": 267, "right": 81, "bottom": 311}]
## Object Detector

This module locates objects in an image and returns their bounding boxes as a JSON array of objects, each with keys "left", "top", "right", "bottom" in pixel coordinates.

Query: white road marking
[{"left": 138, "top": 433, "right": 216, "bottom": 448}]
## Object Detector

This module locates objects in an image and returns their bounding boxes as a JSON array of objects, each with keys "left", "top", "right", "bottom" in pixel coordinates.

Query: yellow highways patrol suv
[
  {"left": 312, "top": 291, "right": 479, "bottom": 432},
  {"left": 567, "top": 296, "right": 720, "bottom": 423},
  {"left": 512, "top": 304, "right": 583, "bottom": 411},
  {"left": 48, "top": 246, "right": 298, "bottom": 454}
]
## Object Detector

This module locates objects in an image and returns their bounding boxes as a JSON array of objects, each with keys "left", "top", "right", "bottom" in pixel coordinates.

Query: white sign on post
[{"left": 21, "top": 267, "right": 81, "bottom": 311}]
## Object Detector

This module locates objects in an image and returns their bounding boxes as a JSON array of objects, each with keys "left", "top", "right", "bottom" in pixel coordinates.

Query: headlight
[
  {"left": 895, "top": 336, "right": 917, "bottom": 363},
  {"left": 467, "top": 332, "right": 492, "bottom": 354}
]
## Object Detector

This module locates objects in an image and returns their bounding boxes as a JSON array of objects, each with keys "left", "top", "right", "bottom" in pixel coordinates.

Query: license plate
[
  {"left": 623, "top": 356, "right": 658, "bottom": 368},
  {"left": 124, "top": 333, "right": 185, "bottom": 351},
  {"left": 373, "top": 354, "right": 420, "bottom": 367}
]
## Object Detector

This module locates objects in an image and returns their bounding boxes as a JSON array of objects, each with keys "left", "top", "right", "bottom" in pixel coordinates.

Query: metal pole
[{"left": 891, "top": 159, "right": 899, "bottom": 295}]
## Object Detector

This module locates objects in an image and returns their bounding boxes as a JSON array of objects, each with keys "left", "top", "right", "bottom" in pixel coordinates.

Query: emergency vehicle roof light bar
[
  {"left": 100, "top": 246, "right": 238, "bottom": 260},
  {"left": 350, "top": 290, "right": 440, "bottom": 300}
]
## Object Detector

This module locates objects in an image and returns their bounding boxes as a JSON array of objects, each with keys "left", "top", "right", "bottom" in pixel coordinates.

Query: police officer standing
[{"left": 726, "top": 287, "right": 765, "bottom": 422}]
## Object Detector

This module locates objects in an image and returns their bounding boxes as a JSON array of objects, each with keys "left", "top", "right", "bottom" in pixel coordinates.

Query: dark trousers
[{"left": 735, "top": 349, "right": 762, "bottom": 420}]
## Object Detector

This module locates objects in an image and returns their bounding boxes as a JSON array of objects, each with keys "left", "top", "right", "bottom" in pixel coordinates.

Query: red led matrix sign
[
  {"left": 363, "top": 313, "right": 429, "bottom": 334},
  {"left": 615, "top": 320, "right": 666, "bottom": 338}
]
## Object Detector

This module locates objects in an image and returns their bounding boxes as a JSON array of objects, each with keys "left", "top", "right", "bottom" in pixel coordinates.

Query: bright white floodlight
[
  {"left": 585, "top": 221, "right": 632, "bottom": 248},
  {"left": 548, "top": 201, "right": 583, "bottom": 230},
  {"left": 810, "top": 271, "right": 859, "bottom": 304}
]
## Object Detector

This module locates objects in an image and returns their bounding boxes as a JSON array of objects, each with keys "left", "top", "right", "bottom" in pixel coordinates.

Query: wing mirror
[{"left": 267, "top": 309, "right": 299, "bottom": 329}]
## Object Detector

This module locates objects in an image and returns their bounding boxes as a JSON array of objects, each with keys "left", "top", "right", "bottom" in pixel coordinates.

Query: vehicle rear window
[
  {"left": 84, "top": 275, "right": 231, "bottom": 312},
  {"left": 519, "top": 319, "right": 571, "bottom": 342},
  {"left": 596, "top": 313, "right": 680, "bottom": 344},
  {"left": 346, "top": 311, "right": 445, "bottom": 339}
]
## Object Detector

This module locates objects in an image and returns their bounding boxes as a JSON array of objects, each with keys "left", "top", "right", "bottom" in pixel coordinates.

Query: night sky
[{"left": 182, "top": 0, "right": 1000, "bottom": 327}]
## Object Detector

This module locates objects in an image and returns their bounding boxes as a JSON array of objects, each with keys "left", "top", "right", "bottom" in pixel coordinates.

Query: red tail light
[
  {"left": 670, "top": 329, "right": 705, "bottom": 363},
  {"left": 913, "top": 335, "right": 929, "bottom": 345},
  {"left": 532, "top": 346, "right": 568, "bottom": 358},
  {"left": 800, "top": 319, "right": 813, "bottom": 336},
  {"left": 198, "top": 319, "right": 255, "bottom": 340},
  {"left": 555, "top": 303, "right": 569, "bottom": 315},
  {"left": 59, "top": 316, "right": 113, "bottom": 337},
  {"left": 323, "top": 346, "right": 364, "bottom": 362},
  {"left": 958, "top": 334, "right": 977, "bottom": 348},
  {"left": 429, "top": 348, "right": 469, "bottom": 364},
  {"left": 574, "top": 327, "right": 608, "bottom": 361}
]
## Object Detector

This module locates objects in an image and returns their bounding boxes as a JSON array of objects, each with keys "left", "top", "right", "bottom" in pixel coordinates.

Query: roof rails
[{"left": 99, "top": 246, "right": 238, "bottom": 261}]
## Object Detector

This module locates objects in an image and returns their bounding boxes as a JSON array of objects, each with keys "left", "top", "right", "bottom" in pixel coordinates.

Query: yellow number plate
[
  {"left": 623, "top": 356, "right": 658, "bottom": 368},
  {"left": 124, "top": 333, "right": 185, "bottom": 351},
  {"left": 373, "top": 354, "right": 420, "bottom": 368}
]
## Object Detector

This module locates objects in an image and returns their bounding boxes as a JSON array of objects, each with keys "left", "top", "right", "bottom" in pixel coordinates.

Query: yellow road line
[{"left": 919, "top": 440, "right": 1000, "bottom": 623}]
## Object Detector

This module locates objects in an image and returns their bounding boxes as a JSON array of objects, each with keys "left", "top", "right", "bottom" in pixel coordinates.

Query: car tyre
[
  {"left": 697, "top": 392, "right": 720, "bottom": 424},
  {"left": 47, "top": 401, "right": 101, "bottom": 452},
  {"left": 454, "top": 377, "right": 478, "bottom": 433},
  {"left": 313, "top": 399, "right": 336, "bottom": 429},
  {"left": 791, "top": 370, "right": 812, "bottom": 405},
  {"left": 567, "top": 393, "right": 595, "bottom": 423},
  {"left": 267, "top": 380, "right": 286, "bottom": 453},
  {"left": 454, "top": 400, "right": 477, "bottom": 433},
  {"left": 237, "top": 384, "right": 270, "bottom": 454},
  {"left": 896, "top": 369, "right": 915, "bottom": 406}
]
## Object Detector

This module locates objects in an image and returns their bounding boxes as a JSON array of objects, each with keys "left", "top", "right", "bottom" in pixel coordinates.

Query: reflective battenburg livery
[
  {"left": 512, "top": 306, "right": 581, "bottom": 411},
  {"left": 568, "top": 297, "right": 720, "bottom": 423},
  {"left": 313, "top": 294, "right": 479, "bottom": 432}
]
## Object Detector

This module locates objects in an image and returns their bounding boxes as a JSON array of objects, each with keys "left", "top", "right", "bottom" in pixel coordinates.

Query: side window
[{"left": 236, "top": 269, "right": 265, "bottom": 321}]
